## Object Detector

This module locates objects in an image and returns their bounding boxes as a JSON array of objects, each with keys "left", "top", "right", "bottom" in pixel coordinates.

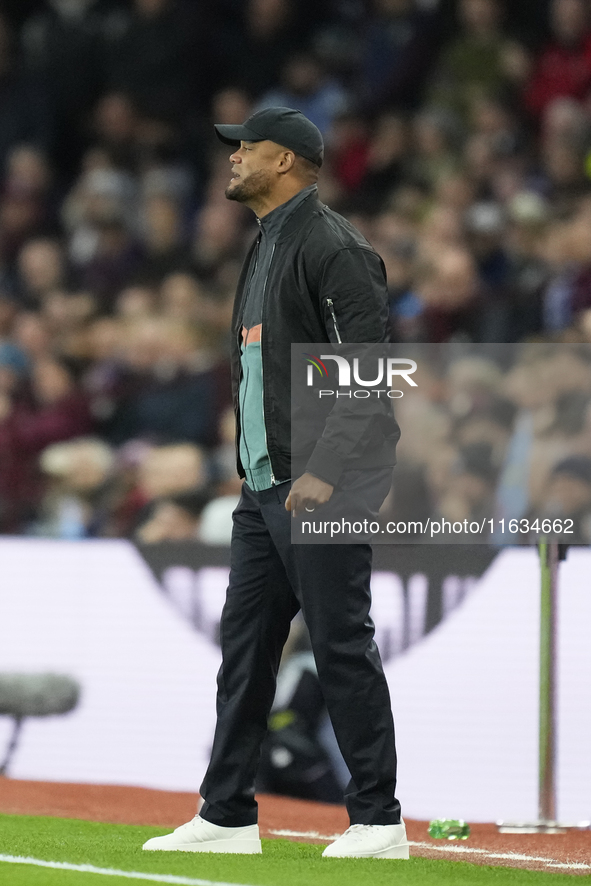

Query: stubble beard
[{"left": 225, "top": 168, "right": 273, "bottom": 206}]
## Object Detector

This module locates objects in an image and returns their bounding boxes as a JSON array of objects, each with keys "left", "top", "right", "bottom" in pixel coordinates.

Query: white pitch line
[
  {"left": 269, "top": 829, "right": 341, "bottom": 840},
  {"left": 267, "top": 829, "right": 591, "bottom": 872},
  {"left": 0, "top": 854, "right": 257, "bottom": 886},
  {"left": 409, "top": 840, "right": 591, "bottom": 870}
]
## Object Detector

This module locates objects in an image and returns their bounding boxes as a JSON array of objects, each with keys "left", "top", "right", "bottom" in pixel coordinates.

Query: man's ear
[{"left": 277, "top": 150, "right": 296, "bottom": 174}]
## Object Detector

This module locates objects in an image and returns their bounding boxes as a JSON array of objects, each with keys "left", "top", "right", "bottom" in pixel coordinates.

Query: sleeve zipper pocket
[{"left": 325, "top": 298, "right": 342, "bottom": 343}]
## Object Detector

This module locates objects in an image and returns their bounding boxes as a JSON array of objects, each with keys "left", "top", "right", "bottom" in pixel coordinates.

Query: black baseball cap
[{"left": 214, "top": 107, "right": 324, "bottom": 167}]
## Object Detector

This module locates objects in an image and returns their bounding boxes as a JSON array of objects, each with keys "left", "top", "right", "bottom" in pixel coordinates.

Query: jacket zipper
[
  {"left": 261, "top": 242, "right": 276, "bottom": 484},
  {"left": 326, "top": 298, "right": 342, "bottom": 343}
]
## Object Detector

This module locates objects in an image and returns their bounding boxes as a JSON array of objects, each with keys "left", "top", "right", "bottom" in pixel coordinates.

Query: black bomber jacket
[{"left": 231, "top": 191, "right": 401, "bottom": 486}]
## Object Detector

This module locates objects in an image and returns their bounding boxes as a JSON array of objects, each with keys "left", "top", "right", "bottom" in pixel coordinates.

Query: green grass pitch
[{"left": 0, "top": 814, "right": 578, "bottom": 886}]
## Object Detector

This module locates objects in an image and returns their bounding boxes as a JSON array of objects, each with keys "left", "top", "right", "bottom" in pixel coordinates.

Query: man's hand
[{"left": 286, "top": 473, "right": 334, "bottom": 516}]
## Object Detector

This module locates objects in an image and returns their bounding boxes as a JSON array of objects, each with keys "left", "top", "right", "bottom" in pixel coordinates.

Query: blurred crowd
[
  {"left": 3, "top": 0, "right": 591, "bottom": 540},
  {"left": 388, "top": 344, "right": 591, "bottom": 543}
]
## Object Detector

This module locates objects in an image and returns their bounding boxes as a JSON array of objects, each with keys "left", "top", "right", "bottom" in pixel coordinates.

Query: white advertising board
[{"left": 0, "top": 540, "right": 589, "bottom": 822}]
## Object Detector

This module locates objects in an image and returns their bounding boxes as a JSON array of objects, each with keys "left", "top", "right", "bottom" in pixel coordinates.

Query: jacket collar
[
  {"left": 275, "top": 191, "right": 325, "bottom": 244},
  {"left": 258, "top": 184, "right": 317, "bottom": 239}
]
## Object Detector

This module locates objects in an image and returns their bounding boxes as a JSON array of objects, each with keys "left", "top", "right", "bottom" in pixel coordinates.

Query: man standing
[{"left": 143, "top": 108, "right": 408, "bottom": 860}]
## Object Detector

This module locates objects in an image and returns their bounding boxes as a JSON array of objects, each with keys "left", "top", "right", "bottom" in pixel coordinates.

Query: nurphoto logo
[{"left": 303, "top": 353, "right": 418, "bottom": 398}]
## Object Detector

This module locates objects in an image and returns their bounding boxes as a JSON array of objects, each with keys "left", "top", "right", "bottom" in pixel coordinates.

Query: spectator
[
  {"left": 429, "top": 0, "right": 529, "bottom": 120},
  {"left": 540, "top": 138, "right": 588, "bottom": 211},
  {"left": 329, "top": 112, "right": 370, "bottom": 195},
  {"left": 136, "top": 194, "right": 190, "bottom": 284},
  {"left": 350, "top": 113, "right": 409, "bottom": 212},
  {"left": 100, "top": 443, "right": 208, "bottom": 536},
  {"left": 11, "top": 310, "right": 52, "bottom": 361},
  {"left": 568, "top": 208, "right": 591, "bottom": 319},
  {"left": 542, "top": 219, "right": 581, "bottom": 333},
  {"left": 256, "top": 52, "right": 348, "bottom": 137},
  {"left": 38, "top": 289, "right": 96, "bottom": 362},
  {"left": 104, "top": 317, "right": 222, "bottom": 447},
  {"left": 159, "top": 273, "right": 201, "bottom": 323},
  {"left": 413, "top": 247, "right": 502, "bottom": 342},
  {"left": 541, "top": 95, "right": 590, "bottom": 148},
  {"left": 407, "top": 108, "right": 460, "bottom": 191},
  {"left": 524, "top": 0, "right": 591, "bottom": 120},
  {"left": 192, "top": 200, "right": 249, "bottom": 281},
  {"left": 36, "top": 436, "right": 115, "bottom": 538},
  {"left": 0, "top": 146, "right": 56, "bottom": 265},
  {"left": 63, "top": 166, "right": 138, "bottom": 272},
  {"left": 16, "top": 237, "right": 68, "bottom": 306},
  {"left": 437, "top": 442, "right": 498, "bottom": 525},
  {"left": 220, "top": 0, "right": 306, "bottom": 99},
  {"left": 535, "top": 454, "right": 591, "bottom": 542},
  {"left": 0, "top": 293, "right": 18, "bottom": 337},
  {"left": 0, "top": 14, "right": 52, "bottom": 175},
  {"left": 468, "top": 92, "right": 524, "bottom": 165},
  {"left": 136, "top": 442, "right": 207, "bottom": 503},
  {"left": 421, "top": 205, "right": 465, "bottom": 255},
  {"left": 135, "top": 488, "right": 211, "bottom": 543},
  {"left": 0, "top": 355, "right": 93, "bottom": 532},
  {"left": 211, "top": 88, "right": 254, "bottom": 130},
  {"left": 464, "top": 201, "right": 510, "bottom": 291},
  {"left": 82, "top": 314, "right": 137, "bottom": 431},
  {"left": 104, "top": 0, "right": 208, "bottom": 120},
  {"left": 75, "top": 216, "right": 144, "bottom": 310},
  {"left": 21, "top": 0, "right": 105, "bottom": 175},
  {"left": 90, "top": 92, "right": 141, "bottom": 172},
  {"left": 505, "top": 191, "right": 551, "bottom": 337},
  {"left": 115, "top": 284, "right": 157, "bottom": 321},
  {"left": 359, "top": 0, "right": 440, "bottom": 111}
]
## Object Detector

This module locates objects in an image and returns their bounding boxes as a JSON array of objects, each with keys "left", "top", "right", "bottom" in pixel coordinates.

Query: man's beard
[{"left": 225, "top": 168, "right": 273, "bottom": 204}]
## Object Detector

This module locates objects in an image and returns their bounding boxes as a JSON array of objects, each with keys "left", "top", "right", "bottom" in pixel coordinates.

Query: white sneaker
[
  {"left": 322, "top": 822, "right": 410, "bottom": 859},
  {"left": 142, "top": 814, "right": 262, "bottom": 854}
]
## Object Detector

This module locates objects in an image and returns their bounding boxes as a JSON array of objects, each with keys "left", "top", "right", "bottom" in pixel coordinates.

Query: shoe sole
[
  {"left": 323, "top": 842, "right": 410, "bottom": 859},
  {"left": 143, "top": 839, "right": 262, "bottom": 854}
]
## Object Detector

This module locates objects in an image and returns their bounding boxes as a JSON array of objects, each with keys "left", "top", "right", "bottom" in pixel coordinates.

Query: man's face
[{"left": 225, "top": 140, "right": 282, "bottom": 204}]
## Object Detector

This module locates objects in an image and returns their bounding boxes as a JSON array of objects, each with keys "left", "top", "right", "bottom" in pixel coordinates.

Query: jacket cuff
[{"left": 304, "top": 442, "right": 346, "bottom": 487}]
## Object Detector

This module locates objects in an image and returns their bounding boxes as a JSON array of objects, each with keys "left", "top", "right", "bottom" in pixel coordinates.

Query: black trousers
[{"left": 199, "top": 472, "right": 401, "bottom": 828}]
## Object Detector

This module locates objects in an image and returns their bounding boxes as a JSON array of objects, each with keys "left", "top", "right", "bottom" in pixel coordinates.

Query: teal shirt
[
  {"left": 239, "top": 185, "right": 317, "bottom": 491},
  {"left": 239, "top": 339, "right": 274, "bottom": 490}
]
